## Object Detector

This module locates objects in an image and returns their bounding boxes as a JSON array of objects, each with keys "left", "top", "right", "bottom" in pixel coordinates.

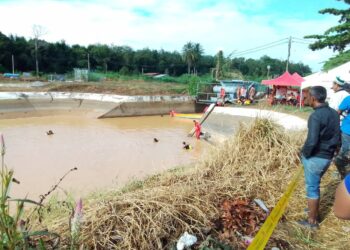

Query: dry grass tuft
[{"left": 36, "top": 118, "right": 350, "bottom": 249}]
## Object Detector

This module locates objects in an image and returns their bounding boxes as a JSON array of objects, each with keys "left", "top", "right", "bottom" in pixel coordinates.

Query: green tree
[
  {"left": 158, "top": 49, "right": 173, "bottom": 74},
  {"left": 0, "top": 31, "right": 311, "bottom": 78},
  {"left": 197, "top": 55, "right": 214, "bottom": 76},
  {"left": 72, "top": 45, "right": 88, "bottom": 69},
  {"left": 182, "top": 42, "right": 194, "bottom": 74},
  {"left": 89, "top": 44, "right": 111, "bottom": 73},
  {"left": 0, "top": 33, "right": 12, "bottom": 72},
  {"left": 323, "top": 50, "right": 350, "bottom": 70},
  {"left": 181, "top": 42, "right": 203, "bottom": 75},
  {"left": 119, "top": 66, "right": 130, "bottom": 75},
  {"left": 192, "top": 43, "right": 203, "bottom": 74},
  {"left": 168, "top": 51, "right": 185, "bottom": 76},
  {"left": 230, "top": 55, "right": 311, "bottom": 80},
  {"left": 109, "top": 46, "right": 126, "bottom": 71},
  {"left": 305, "top": 0, "right": 350, "bottom": 52},
  {"left": 134, "top": 48, "right": 158, "bottom": 73}
]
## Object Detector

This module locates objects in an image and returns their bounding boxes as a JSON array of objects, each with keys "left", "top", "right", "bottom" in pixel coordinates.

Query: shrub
[
  {"left": 119, "top": 66, "right": 130, "bottom": 75},
  {"left": 188, "top": 75, "right": 200, "bottom": 96}
]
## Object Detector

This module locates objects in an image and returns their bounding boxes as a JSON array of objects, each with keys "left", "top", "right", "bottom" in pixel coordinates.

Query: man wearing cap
[
  {"left": 329, "top": 76, "right": 349, "bottom": 111},
  {"left": 330, "top": 76, "right": 350, "bottom": 179}
]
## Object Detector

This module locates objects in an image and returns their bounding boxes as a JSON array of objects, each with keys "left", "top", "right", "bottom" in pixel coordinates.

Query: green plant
[
  {"left": 188, "top": 75, "right": 200, "bottom": 96},
  {"left": 88, "top": 72, "right": 103, "bottom": 82},
  {"left": 70, "top": 199, "right": 83, "bottom": 249},
  {"left": 119, "top": 66, "right": 130, "bottom": 75},
  {"left": 0, "top": 134, "right": 60, "bottom": 249},
  {"left": 0, "top": 167, "right": 24, "bottom": 248}
]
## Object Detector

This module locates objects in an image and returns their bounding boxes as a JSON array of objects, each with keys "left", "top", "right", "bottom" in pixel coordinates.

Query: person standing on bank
[
  {"left": 299, "top": 86, "right": 340, "bottom": 229},
  {"left": 335, "top": 93, "right": 350, "bottom": 179},
  {"left": 329, "top": 76, "right": 349, "bottom": 111}
]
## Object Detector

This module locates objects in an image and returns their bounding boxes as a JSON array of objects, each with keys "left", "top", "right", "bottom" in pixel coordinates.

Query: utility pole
[
  {"left": 87, "top": 53, "right": 90, "bottom": 72},
  {"left": 35, "top": 39, "right": 38, "bottom": 77},
  {"left": 11, "top": 54, "right": 14, "bottom": 74},
  {"left": 32, "top": 25, "right": 47, "bottom": 78},
  {"left": 267, "top": 65, "right": 271, "bottom": 95},
  {"left": 286, "top": 36, "right": 291, "bottom": 72}
]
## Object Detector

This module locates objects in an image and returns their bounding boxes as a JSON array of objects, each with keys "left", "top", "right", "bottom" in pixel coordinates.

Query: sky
[{"left": 0, "top": 0, "right": 348, "bottom": 72}]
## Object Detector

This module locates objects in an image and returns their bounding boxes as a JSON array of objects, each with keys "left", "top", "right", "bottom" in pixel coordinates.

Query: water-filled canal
[{"left": 0, "top": 114, "right": 206, "bottom": 199}]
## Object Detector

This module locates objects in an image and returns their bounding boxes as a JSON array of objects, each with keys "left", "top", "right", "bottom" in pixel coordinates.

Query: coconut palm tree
[
  {"left": 182, "top": 42, "right": 203, "bottom": 75},
  {"left": 192, "top": 43, "right": 203, "bottom": 75},
  {"left": 182, "top": 42, "right": 194, "bottom": 74}
]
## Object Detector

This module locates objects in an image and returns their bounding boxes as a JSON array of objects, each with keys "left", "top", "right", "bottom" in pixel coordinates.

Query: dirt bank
[{"left": 0, "top": 81, "right": 188, "bottom": 96}]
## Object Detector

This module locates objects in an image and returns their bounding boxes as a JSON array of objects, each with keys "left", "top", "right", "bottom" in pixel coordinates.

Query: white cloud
[{"left": 0, "top": 0, "right": 340, "bottom": 71}]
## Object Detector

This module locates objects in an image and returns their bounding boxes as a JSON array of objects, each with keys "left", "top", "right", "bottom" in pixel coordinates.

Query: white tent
[{"left": 301, "top": 61, "right": 350, "bottom": 100}]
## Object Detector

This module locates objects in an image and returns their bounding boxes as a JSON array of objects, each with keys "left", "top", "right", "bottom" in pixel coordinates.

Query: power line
[
  {"left": 228, "top": 37, "right": 313, "bottom": 59},
  {"left": 291, "top": 37, "right": 314, "bottom": 44},
  {"left": 291, "top": 36, "right": 313, "bottom": 42},
  {"left": 230, "top": 38, "right": 289, "bottom": 57},
  {"left": 292, "top": 41, "right": 312, "bottom": 45},
  {"left": 232, "top": 41, "right": 289, "bottom": 56},
  {"left": 231, "top": 41, "right": 289, "bottom": 57}
]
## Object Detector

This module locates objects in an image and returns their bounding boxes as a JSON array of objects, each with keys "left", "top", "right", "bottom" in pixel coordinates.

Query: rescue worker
[
  {"left": 218, "top": 87, "right": 226, "bottom": 106},
  {"left": 193, "top": 120, "right": 201, "bottom": 140}
]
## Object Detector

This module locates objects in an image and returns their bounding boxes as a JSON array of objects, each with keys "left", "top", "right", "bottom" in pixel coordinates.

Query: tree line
[{"left": 0, "top": 31, "right": 312, "bottom": 79}]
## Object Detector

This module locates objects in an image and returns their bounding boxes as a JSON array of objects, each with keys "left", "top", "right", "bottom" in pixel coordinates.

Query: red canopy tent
[
  {"left": 262, "top": 71, "right": 304, "bottom": 107},
  {"left": 262, "top": 71, "right": 303, "bottom": 86},
  {"left": 292, "top": 72, "right": 304, "bottom": 84}
]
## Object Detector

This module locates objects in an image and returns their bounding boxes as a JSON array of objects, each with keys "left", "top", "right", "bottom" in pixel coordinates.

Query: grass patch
[{"left": 241, "top": 100, "right": 313, "bottom": 119}]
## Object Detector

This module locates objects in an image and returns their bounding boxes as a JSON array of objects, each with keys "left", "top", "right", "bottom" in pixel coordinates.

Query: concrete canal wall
[{"left": 0, "top": 92, "right": 203, "bottom": 118}]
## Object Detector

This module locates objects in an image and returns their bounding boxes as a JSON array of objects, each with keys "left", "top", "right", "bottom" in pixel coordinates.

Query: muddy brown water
[{"left": 0, "top": 114, "right": 207, "bottom": 200}]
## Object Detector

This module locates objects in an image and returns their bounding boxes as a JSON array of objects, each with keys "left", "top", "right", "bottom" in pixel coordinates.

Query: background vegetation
[{"left": 0, "top": 32, "right": 311, "bottom": 81}]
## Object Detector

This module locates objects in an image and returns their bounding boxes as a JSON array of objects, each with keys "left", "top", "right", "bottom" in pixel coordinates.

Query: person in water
[
  {"left": 46, "top": 130, "right": 54, "bottom": 135},
  {"left": 183, "top": 141, "right": 192, "bottom": 150}
]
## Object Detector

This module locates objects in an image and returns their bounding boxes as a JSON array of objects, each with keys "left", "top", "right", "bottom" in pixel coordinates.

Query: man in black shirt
[{"left": 299, "top": 86, "right": 340, "bottom": 229}]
